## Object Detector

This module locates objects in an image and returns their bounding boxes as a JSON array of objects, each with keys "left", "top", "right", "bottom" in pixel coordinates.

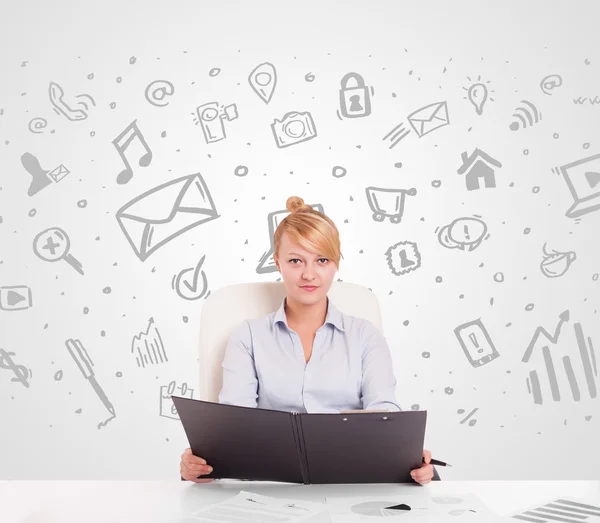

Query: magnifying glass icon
[{"left": 33, "top": 227, "right": 85, "bottom": 275}]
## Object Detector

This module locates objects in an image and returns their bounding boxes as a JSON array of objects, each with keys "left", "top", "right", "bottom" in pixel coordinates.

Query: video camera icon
[{"left": 194, "top": 101, "right": 239, "bottom": 144}]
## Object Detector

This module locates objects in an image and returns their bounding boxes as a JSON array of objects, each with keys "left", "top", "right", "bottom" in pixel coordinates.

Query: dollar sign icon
[{"left": 0, "top": 348, "right": 31, "bottom": 388}]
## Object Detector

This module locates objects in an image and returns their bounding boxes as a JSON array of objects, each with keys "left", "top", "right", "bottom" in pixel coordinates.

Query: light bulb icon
[
  {"left": 463, "top": 76, "right": 494, "bottom": 115},
  {"left": 468, "top": 83, "right": 488, "bottom": 115}
]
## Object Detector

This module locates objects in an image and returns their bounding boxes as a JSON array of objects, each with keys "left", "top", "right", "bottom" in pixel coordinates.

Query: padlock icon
[{"left": 339, "top": 72, "right": 372, "bottom": 118}]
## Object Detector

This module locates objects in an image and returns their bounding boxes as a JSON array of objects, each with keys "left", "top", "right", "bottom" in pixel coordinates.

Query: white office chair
[
  {"left": 198, "top": 281, "right": 383, "bottom": 403},
  {"left": 197, "top": 281, "right": 442, "bottom": 481}
]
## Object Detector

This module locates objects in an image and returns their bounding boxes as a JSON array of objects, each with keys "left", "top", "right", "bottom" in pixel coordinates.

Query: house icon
[{"left": 457, "top": 148, "right": 502, "bottom": 191}]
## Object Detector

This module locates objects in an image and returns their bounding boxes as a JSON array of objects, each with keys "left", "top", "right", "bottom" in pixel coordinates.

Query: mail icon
[
  {"left": 407, "top": 101, "right": 450, "bottom": 138},
  {"left": 116, "top": 173, "right": 219, "bottom": 261},
  {"left": 48, "top": 164, "right": 70, "bottom": 183}
]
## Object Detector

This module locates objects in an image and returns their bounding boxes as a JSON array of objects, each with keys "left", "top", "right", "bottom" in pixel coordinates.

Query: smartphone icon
[{"left": 454, "top": 318, "right": 500, "bottom": 368}]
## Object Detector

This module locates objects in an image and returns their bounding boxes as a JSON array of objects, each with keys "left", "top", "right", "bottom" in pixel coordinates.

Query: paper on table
[
  {"left": 326, "top": 492, "right": 499, "bottom": 522},
  {"left": 507, "top": 496, "right": 600, "bottom": 522},
  {"left": 173, "top": 490, "right": 326, "bottom": 523}
]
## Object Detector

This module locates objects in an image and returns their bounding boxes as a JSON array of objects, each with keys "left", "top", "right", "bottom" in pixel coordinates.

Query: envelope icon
[
  {"left": 48, "top": 164, "right": 70, "bottom": 183},
  {"left": 116, "top": 173, "right": 219, "bottom": 261},
  {"left": 407, "top": 101, "right": 450, "bottom": 138}
]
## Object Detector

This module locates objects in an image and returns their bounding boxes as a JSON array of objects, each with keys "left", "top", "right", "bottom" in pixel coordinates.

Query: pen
[
  {"left": 424, "top": 457, "right": 451, "bottom": 467},
  {"left": 65, "top": 339, "right": 116, "bottom": 417}
]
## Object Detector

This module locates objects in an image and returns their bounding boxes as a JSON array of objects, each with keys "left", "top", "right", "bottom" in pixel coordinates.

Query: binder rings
[{"left": 172, "top": 396, "right": 427, "bottom": 484}]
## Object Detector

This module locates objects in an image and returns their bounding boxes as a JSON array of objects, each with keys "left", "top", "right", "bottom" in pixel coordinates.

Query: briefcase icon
[{"left": 116, "top": 173, "right": 219, "bottom": 261}]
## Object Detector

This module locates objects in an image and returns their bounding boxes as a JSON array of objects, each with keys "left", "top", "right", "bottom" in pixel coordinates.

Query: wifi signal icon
[{"left": 509, "top": 100, "right": 542, "bottom": 131}]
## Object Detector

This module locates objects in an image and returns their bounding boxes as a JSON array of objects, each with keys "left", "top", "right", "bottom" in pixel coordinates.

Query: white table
[{"left": 1, "top": 480, "right": 599, "bottom": 522}]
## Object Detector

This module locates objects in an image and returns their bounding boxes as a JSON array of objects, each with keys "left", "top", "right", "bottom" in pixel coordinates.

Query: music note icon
[{"left": 112, "top": 119, "right": 152, "bottom": 185}]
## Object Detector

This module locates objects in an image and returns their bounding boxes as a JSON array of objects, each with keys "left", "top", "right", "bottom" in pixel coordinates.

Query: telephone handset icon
[{"left": 49, "top": 82, "right": 95, "bottom": 121}]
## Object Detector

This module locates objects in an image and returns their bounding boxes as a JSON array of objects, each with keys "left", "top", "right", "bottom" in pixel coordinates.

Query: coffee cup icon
[{"left": 540, "top": 243, "right": 576, "bottom": 278}]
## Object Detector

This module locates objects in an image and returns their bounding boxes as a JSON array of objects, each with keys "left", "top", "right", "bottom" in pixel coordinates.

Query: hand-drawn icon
[
  {"left": 510, "top": 497, "right": 600, "bottom": 522},
  {"left": 112, "top": 119, "right": 152, "bottom": 185},
  {"left": 365, "top": 187, "right": 416, "bottom": 223},
  {"left": 385, "top": 241, "right": 421, "bottom": 276},
  {"left": 407, "top": 101, "right": 449, "bottom": 138},
  {"left": 382, "top": 122, "right": 410, "bottom": 149},
  {"left": 271, "top": 111, "right": 317, "bottom": 148},
  {"left": 33, "top": 227, "right": 84, "bottom": 275},
  {"left": 463, "top": 76, "right": 493, "bottom": 115},
  {"left": 194, "top": 101, "right": 239, "bottom": 144},
  {"left": 437, "top": 216, "right": 489, "bottom": 251},
  {"left": 454, "top": 319, "right": 500, "bottom": 368},
  {"left": 65, "top": 339, "right": 116, "bottom": 429},
  {"left": 145, "top": 80, "right": 175, "bottom": 107},
  {"left": 256, "top": 204, "right": 325, "bottom": 274},
  {"left": 28, "top": 117, "right": 48, "bottom": 134},
  {"left": 522, "top": 311, "right": 598, "bottom": 404},
  {"left": 48, "top": 81, "right": 96, "bottom": 121},
  {"left": 172, "top": 254, "right": 210, "bottom": 300},
  {"left": 116, "top": 173, "right": 219, "bottom": 261},
  {"left": 573, "top": 96, "right": 600, "bottom": 105},
  {"left": 540, "top": 74, "right": 563, "bottom": 96},
  {"left": 21, "top": 152, "right": 70, "bottom": 197},
  {"left": 457, "top": 148, "right": 502, "bottom": 191},
  {"left": 161, "top": 380, "right": 194, "bottom": 420},
  {"left": 337, "top": 72, "right": 373, "bottom": 119},
  {"left": 509, "top": 100, "right": 542, "bottom": 131},
  {"left": 555, "top": 153, "right": 600, "bottom": 218},
  {"left": 248, "top": 62, "right": 277, "bottom": 104},
  {"left": 0, "top": 285, "right": 33, "bottom": 311},
  {"left": 132, "top": 317, "right": 168, "bottom": 368},
  {"left": 540, "top": 243, "right": 576, "bottom": 278},
  {"left": 457, "top": 407, "right": 478, "bottom": 426},
  {"left": 0, "top": 348, "right": 31, "bottom": 388}
]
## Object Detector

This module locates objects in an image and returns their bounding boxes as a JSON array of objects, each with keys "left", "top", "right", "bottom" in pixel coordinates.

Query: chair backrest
[{"left": 198, "top": 281, "right": 383, "bottom": 402}]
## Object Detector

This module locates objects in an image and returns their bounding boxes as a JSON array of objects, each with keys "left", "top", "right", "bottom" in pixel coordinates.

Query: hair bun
[{"left": 286, "top": 196, "right": 309, "bottom": 213}]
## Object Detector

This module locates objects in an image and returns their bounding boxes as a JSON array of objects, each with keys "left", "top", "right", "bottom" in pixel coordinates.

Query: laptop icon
[
  {"left": 256, "top": 203, "right": 325, "bottom": 274},
  {"left": 559, "top": 153, "right": 600, "bottom": 218}
]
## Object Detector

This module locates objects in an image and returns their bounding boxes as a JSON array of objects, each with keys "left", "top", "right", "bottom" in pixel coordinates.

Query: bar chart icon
[
  {"left": 511, "top": 497, "right": 600, "bottom": 522},
  {"left": 522, "top": 311, "right": 598, "bottom": 405}
]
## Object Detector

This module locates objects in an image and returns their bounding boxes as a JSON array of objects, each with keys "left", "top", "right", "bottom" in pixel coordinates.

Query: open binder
[{"left": 172, "top": 396, "right": 427, "bottom": 484}]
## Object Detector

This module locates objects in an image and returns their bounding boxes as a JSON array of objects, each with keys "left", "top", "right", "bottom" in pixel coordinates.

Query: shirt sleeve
[
  {"left": 360, "top": 320, "right": 402, "bottom": 411},
  {"left": 217, "top": 320, "right": 259, "bottom": 408}
]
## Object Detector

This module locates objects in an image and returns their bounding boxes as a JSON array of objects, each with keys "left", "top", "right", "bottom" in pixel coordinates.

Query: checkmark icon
[{"left": 173, "top": 255, "right": 209, "bottom": 300}]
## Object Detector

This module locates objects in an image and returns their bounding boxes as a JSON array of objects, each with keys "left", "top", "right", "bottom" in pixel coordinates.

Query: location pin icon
[
  {"left": 467, "top": 82, "right": 488, "bottom": 115},
  {"left": 248, "top": 62, "right": 277, "bottom": 104}
]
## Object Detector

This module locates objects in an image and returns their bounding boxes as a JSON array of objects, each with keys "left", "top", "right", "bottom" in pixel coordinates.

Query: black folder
[{"left": 172, "top": 396, "right": 427, "bottom": 484}]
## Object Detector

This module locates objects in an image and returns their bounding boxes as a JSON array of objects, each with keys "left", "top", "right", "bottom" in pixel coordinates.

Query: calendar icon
[{"left": 160, "top": 380, "right": 194, "bottom": 420}]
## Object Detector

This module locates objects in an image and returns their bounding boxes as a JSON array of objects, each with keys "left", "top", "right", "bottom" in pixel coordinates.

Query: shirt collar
[{"left": 274, "top": 296, "right": 345, "bottom": 332}]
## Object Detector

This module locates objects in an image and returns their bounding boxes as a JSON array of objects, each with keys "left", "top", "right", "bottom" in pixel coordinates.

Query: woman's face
[{"left": 274, "top": 232, "right": 338, "bottom": 306}]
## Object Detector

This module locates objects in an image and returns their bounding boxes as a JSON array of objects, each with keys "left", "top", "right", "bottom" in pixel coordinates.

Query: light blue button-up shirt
[{"left": 218, "top": 297, "right": 402, "bottom": 413}]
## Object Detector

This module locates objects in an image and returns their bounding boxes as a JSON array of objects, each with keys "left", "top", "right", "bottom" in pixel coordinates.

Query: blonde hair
[{"left": 274, "top": 196, "right": 342, "bottom": 267}]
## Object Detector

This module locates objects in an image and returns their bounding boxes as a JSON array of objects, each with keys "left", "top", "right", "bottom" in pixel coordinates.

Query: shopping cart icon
[{"left": 365, "top": 186, "right": 416, "bottom": 223}]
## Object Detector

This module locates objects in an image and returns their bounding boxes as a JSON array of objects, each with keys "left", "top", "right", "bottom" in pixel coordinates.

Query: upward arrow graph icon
[{"left": 522, "top": 310, "right": 570, "bottom": 363}]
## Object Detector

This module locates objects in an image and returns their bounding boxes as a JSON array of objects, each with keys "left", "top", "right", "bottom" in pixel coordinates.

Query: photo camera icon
[{"left": 271, "top": 111, "right": 317, "bottom": 148}]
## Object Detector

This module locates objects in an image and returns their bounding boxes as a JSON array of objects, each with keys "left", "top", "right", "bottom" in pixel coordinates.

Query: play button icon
[
  {"left": 585, "top": 171, "right": 600, "bottom": 188},
  {"left": 0, "top": 285, "right": 33, "bottom": 311}
]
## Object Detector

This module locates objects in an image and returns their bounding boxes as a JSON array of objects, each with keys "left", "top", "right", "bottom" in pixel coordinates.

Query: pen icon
[{"left": 65, "top": 339, "right": 116, "bottom": 429}]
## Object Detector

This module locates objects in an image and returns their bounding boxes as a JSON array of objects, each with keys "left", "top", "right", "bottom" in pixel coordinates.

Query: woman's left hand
[{"left": 410, "top": 449, "right": 434, "bottom": 485}]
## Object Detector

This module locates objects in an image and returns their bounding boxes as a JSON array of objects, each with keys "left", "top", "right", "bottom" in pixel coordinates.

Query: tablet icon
[{"left": 256, "top": 204, "right": 325, "bottom": 274}]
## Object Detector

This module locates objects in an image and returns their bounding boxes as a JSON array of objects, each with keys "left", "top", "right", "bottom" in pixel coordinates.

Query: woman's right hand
[{"left": 180, "top": 447, "right": 215, "bottom": 483}]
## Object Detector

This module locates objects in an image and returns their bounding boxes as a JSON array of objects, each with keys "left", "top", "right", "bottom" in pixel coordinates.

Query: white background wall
[{"left": 0, "top": 0, "right": 599, "bottom": 480}]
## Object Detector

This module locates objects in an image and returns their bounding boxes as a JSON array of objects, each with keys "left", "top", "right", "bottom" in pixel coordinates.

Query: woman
[{"left": 180, "top": 196, "right": 436, "bottom": 485}]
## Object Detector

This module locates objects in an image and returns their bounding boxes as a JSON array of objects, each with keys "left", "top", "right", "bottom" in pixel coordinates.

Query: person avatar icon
[{"left": 21, "top": 152, "right": 52, "bottom": 196}]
